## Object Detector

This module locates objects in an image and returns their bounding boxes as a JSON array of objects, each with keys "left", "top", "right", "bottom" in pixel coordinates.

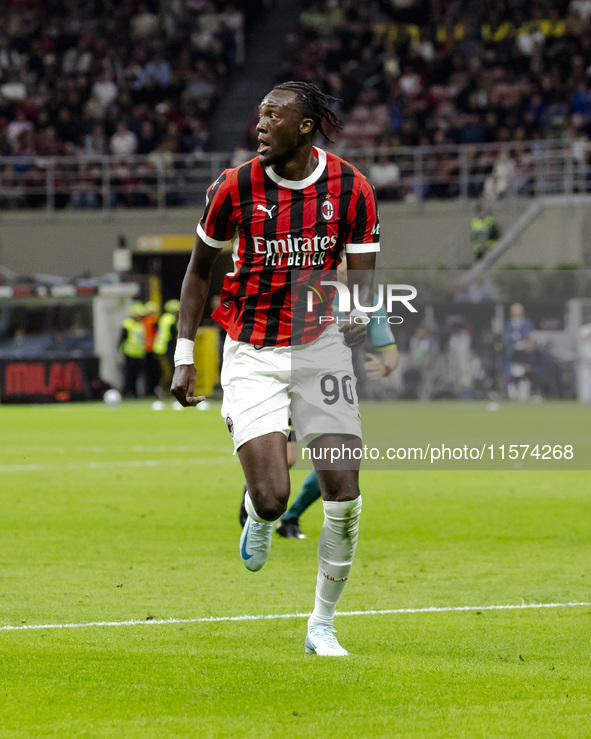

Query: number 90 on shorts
[{"left": 220, "top": 324, "right": 362, "bottom": 451}]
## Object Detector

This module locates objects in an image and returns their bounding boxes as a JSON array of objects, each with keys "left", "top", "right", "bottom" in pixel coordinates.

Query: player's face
[{"left": 256, "top": 90, "right": 308, "bottom": 167}]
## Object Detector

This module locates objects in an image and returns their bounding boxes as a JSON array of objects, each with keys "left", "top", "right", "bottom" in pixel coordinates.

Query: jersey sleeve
[
  {"left": 196, "top": 171, "right": 237, "bottom": 248},
  {"left": 368, "top": 304, "right": 396, "bottom": 349},
  {"left": 345, "top": 178, "right": 380, "bottom": 254}
]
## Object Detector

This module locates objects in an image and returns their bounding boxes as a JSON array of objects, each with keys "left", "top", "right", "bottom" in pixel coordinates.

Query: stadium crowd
[
  {"left": 2, "top": 0, "right": 591, "bottom": 206},
  {"left": 239, "top": 0, "right": 591, "bottom": 199},
  {"left": 0, "top": 0, "right": 257, "bottom": 207}
]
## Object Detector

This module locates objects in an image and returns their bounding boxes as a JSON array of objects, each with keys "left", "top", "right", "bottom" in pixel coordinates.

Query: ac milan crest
[
  {"left": 225, "top": 415, "right": 234, "bottom": 436},
  {"left": 321, "top": 199, "right": 334, "bottom": 221}
]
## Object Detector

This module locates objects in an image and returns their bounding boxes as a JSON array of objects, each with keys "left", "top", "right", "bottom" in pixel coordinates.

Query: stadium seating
[
  {"left": 2, "top": 0, "right": 591, "bottom": 207},
  {"left": 0, "top": 0, "right": 255, "bottom": 207}
]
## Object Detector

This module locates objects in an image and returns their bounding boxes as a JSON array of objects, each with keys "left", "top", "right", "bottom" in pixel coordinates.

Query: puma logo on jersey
[{"left": 256, "top": 204, "right": 277, "bottom": 218}]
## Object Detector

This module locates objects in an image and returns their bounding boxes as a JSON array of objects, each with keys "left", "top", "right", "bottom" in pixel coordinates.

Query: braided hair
[{"left": 273, "top": 81, "right": 342, "bottom": 143}]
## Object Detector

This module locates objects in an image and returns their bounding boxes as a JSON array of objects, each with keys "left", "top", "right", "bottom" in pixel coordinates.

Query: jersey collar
[{"left": 265, "top": 147, "right": 326, "bottom": 190}]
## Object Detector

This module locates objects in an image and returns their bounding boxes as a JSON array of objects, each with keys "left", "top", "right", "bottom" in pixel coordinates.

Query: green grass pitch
[{"left": 1, "top": 400, "right": 590, "bottom": 737}]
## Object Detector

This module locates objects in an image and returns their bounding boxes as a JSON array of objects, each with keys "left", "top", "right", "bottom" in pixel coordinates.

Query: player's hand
[
  {"left": 363, "top": 353, "right": 387, "bottom": 380},
  {"left": 339, "top": 311, "right": 368, "bottom": 347},
  {"left": 171, "top": 364, "right": 205, "bottom": 407}
]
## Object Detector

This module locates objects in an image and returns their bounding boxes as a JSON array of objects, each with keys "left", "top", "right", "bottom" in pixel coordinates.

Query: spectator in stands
[
  {"left": 83, "top": 91, "right": 108, "bottom": 124},
  {"left": 131, "top": 3, "right": 160, "bottom": 39},
  {"left": 221, "top": 4, "right": 246, "bottom": 66},
  {"left": 571, "top": 0, "right": 591, "bottom": 22},
  {"left": 369, "top": 152, "right": 401, "bottom": 200},
  {"left": 55, "top": 108, "right": 80, "bottom": 146},
  {"left": 110, "top": 120, "right": 138, "bottom": 158},
  {"left": 143, "top": 50, "right": 172, "bottom": 90},
  {"left": 92, "top": 71, "right": 118, "bottom": 109},
  {"left": 6, "top": 108, "right": 32, "bottom": 144},
  {"left": 483, "top": 150, "right": 517, "bottom": 200},
  {"left": 136, "top": 119, "right": 158, "bottom": 155},
  {"left": 0, "top": 70, "right": 26, "bottom": 101},
  {"left": 70, "top": 161, "right": 100, "bottom": 210},
  {"left": 184, "top": 62, "right": 218, "bottom": 106},
  {"left": 83, "top": 125, "right": 108, "bottom": 156},
  {"left": 275, "top": 0, "right": 582, "bottom": 158},
  {"left": 4, "top": 0, "right": 591, "bottom": 211},
  {"left": 0, "top": 36, "right": 20, "bottom": 79},
  {"left": 0, "top": 0, "right": 249, "bottom": 182}
]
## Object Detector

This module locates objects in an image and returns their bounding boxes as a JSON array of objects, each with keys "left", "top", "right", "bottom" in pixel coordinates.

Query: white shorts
[{"left": 220, "top": 323, "right": 362, "bottom": 450}]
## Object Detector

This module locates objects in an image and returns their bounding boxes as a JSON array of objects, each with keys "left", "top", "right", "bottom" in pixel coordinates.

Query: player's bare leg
[
  {"left": 240, "top": 436, "right": 297, "bottom": 529},
  {"left": 237, "top": 431, "right": 291, "bottom": 571},
  {"left": 305, "top": 434, "right": 362, "bottom": 656}
]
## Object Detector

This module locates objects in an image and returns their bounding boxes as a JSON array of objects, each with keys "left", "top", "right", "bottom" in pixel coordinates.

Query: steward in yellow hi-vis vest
[
  {"left": 119, "top": 303, "right": 146, "bottom": 397},
  {"left": 154, "top": 299, "right": 180, "bottom": 395},
  {"left": 471, "top": 203, "right": 500, "bottom": 261}
]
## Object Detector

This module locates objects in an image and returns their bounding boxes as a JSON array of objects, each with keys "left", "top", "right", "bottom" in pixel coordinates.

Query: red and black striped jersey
[{"left": 197, "top": 147, "right": 380, "bottom": 347}]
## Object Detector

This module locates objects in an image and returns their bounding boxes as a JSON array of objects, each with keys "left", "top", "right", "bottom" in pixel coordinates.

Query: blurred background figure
[
  {"left": 579, "top": 323, "right": 591, "bottom": 402},
  {"left": 471, "top": 202, "right": 500, "bottom": 261},
  {"left": 448, "top": 321, "right": 474, "bottom": 400},
  {"left": 510, "top": 338, "right": 562, "bottom": 401},
  {"left": 403, "top": 326, "right": 438, "bottom": 400},
  {"left": 483, "top": 150, "right": 516, "bottom": 200},
  {"left": 154, "top": 299, "right": 180, "bottom": 397},
  {"left": 503, "top": 302, "right": 533, "bottom": 384},
  {"left": 368, "top": 153, "right": 401, "bottom": 201},
  {"left": 119, "top": 302, "right": 146, "bottom": 398},
  {"left": 504, "top": 303, "right": 534, "bottom": 399},
  {"left": 333, "top": 257, "right": 399, "bottom": 399},
  {"left": 142, "top": 301, "right": 160, "bottom": 397}
]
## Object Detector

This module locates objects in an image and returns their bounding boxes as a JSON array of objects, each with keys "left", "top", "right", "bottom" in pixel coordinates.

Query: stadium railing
[{"left": 1, "top": 140, "right": 590, "bottom": 214}]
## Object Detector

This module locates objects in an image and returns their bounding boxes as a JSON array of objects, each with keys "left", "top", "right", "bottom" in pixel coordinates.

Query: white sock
[
  {"left": 244, "top": 490, "right": 271, "bottom": 525},
  {"left": 308, "top": 496, "right": 362, "bottom": 630}
]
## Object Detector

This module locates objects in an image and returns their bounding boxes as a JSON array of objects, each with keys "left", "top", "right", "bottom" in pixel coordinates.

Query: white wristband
[{"left": 174, "top": 338, "right": 195, "bottom": 367}]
